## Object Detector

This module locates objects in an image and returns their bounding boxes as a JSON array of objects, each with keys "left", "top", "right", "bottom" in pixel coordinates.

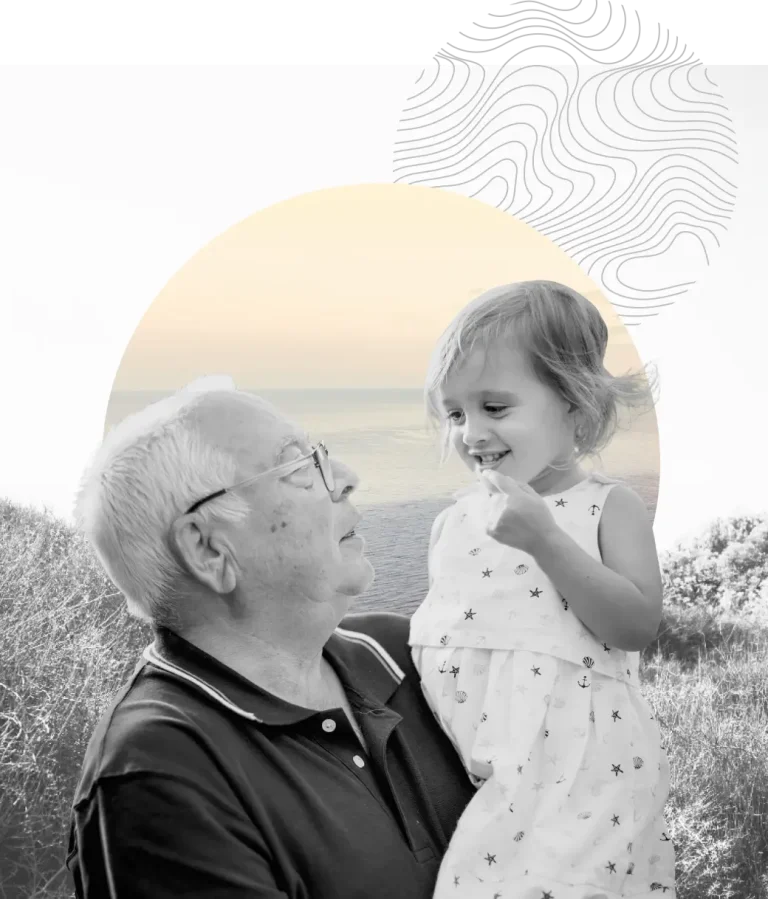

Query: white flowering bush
[{"left": 661, "top": 515, "right": 768, "bottom": 618}]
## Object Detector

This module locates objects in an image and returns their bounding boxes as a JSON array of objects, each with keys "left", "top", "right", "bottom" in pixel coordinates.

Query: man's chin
[{"left": 338, "top": 560, "right": 375, "bottom": 599}]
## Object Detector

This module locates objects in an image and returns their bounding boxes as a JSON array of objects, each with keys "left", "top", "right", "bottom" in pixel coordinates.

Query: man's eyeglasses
[{"left": 185, "top": 442, "right": 334, "bottom": 514}]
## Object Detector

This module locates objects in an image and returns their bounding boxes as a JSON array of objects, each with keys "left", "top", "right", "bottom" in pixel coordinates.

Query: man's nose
[{"left": 329, "top": 457, "right": 359, "bottom": 500}]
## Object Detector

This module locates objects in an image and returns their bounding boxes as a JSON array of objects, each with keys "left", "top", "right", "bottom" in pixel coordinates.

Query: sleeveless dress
[{"left": 409, "top": 474, "right": 675, "bottom": 898}]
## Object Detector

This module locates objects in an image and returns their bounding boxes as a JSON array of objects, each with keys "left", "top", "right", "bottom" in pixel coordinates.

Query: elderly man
[{"left": 66, "top": 379, "right": 474, "bottom": 898}]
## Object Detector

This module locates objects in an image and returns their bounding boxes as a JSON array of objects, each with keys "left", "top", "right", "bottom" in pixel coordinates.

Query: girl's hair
[{"left": 425, "top": 281, "right": 657, "bottom": 460}]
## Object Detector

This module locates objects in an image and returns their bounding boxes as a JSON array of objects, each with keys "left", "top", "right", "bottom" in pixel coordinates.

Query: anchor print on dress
[
  {"left": 578, "top": 657, "right": 594, "bottom": 688},
  {"left": 589, "top": 504, "right": 601, "bottom": 516}
]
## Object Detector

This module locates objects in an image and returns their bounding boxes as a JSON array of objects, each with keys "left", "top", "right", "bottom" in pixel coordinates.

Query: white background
[{"left": 1, "top": 0, "right": 766, "bottom": 550}]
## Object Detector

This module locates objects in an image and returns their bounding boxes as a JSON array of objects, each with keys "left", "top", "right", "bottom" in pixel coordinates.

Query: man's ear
[{"left": 169, "top": 514, "right": 237, "bottom": 595}]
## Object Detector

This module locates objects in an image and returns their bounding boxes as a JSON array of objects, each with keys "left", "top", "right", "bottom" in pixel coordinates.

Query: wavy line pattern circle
[{"left": 393, "top": 64, "right": 738, "bottom": 325}]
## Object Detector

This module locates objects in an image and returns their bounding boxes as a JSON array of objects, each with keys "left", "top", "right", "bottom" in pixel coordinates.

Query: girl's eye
[
  {"left": 446, "top": 410, "right": 465, "bottom": 423},
  {"left": 485, "top": 405, "right": 508, "bottom": 416}
]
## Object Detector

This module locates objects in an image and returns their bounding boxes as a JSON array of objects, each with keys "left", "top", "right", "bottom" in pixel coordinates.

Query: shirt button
[
  {"left": 353, "top": 754, "right": 365, "bottom": 768},
  {"left": 322, "top": 718, "right": 336, "bottom": 733}
]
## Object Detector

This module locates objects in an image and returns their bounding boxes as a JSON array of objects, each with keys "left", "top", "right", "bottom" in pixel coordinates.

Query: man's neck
[{"left": 178, "top": 603, "right": 343, "bottom": 708}]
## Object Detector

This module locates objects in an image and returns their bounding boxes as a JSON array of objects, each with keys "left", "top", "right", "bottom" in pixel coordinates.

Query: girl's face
[{"left": 438, "top": 340, "right": 581, "bottom": 492}]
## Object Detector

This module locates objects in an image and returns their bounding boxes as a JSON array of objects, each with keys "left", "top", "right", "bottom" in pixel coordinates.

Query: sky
[
  {"left": 1, "top": 0, "right": 767, "bottom": 553},
  {"left": 112, "top": 184, "right": 640, "bottom": 391}
]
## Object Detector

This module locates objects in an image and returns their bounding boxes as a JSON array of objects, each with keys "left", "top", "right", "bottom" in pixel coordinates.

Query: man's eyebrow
[{"left": 273, "top": 434, "right": 310, "bottom": 465}]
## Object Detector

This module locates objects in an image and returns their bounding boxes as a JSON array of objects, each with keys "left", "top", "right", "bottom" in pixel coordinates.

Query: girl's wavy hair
[{"left": 425, "top": 281, "right": 657, "bottom": 461}]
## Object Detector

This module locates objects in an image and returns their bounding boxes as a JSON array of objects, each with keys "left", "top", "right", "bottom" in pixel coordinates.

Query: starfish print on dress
[
  {"left": 464, "top": 608, "right": 476, "bottom": 620},
  {"left": 542, "top": 892, "right": 554, "bottom": 899},
  {"left": 611, "top": 814, "right": 620, "bottom": 826},
  {"left": 517, "top": 764, "right": 524, "bottom": 774},
  {"left": 606, "top": 861, "right": 617, "bottom": 873},
  {"left": 531, "top": 665, "right": 541, "bottom": 676},
  {"left": 555, "top": 498, "right": 567, "bottom": 507},
  {"left": 611, "top": 764, "right": 624, "bottom": 776},
  {"left": 530, "top": 587, "right": 542, "bottom": 597},
  {"left": 482, "top": 568, "right": 492, "bottom": 578},
  {"left": 484, "top": 853, "right": 497, "bottom": 866},
  {"left": 450, "top": 666, "right": 460, "bottom": 678},
  {"left": 453, "top": 875, "right": 460, "bottom": 886},
  {"left": 532, "top": 781, "right": 545, "bottom": 792},
  {"left": 611, "top": 710, "right": 621, "bottom": 721},
  {"left": 602, "top": 643, "right": 611, "bottom": 652}
]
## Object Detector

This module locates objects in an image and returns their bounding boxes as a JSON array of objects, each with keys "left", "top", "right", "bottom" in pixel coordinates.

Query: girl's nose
[{"left": 461, "top": 415, "right": 491, "bottom": 449}]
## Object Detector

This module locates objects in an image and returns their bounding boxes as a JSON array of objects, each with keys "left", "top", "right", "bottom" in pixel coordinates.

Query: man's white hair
[{"left": 74, "top": 376, "right": 250, "bottom": 625}]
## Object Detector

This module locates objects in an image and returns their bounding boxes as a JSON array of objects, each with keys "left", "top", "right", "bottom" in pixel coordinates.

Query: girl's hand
[{"left": 482, "top": 470, "right": 559, "bottom": 556}]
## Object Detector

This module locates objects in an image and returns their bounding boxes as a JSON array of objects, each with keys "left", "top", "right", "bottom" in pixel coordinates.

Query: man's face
[{"left": 200, "top": 393, "right": 374, "bottom": 609}]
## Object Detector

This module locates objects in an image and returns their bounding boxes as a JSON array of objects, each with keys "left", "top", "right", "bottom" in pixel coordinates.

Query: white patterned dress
[{"left": 409, "top": 474, "right": 675, "bottom": 898}]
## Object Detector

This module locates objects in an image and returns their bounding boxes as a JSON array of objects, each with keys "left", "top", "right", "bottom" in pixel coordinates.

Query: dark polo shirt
[{"left": 66, "top": 612, "right": 474, "bottom": 898}]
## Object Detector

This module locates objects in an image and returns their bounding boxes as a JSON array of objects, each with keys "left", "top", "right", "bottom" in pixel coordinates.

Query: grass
[{"left": 1, "top": 498, "right": 767, "bottom": 898}]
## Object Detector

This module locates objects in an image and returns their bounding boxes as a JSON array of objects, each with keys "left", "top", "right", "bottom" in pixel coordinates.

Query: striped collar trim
[
  {"left": 141, "top": 624, "right": 406, "bottom": 724},
  {"left": 333, "top": 626, "right": 405, "bottom": 683},
  {"left": 142, "top": 643, "right": 264, "bottom": 722}
]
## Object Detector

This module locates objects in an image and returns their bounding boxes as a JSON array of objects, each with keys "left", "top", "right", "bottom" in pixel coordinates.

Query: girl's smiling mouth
[{"left": 473, "top": 451, "right": 510, "bottom": 469}]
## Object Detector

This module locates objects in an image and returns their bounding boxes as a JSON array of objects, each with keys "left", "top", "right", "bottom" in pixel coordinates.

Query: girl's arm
[{"left": 530, "top": 484, "right": 662, "bottom": 652}]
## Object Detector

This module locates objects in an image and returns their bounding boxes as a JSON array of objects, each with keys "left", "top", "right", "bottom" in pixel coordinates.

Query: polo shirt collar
[{"left": 144, "top": 624, "right": 405, "bottom": 726}]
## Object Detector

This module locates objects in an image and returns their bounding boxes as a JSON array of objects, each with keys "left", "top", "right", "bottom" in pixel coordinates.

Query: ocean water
[{"left": 107, "top": 389, "right": 659, "bottom": 614}]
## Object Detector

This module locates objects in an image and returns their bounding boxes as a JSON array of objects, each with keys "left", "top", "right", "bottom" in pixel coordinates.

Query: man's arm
[{"left": 68, "top": 773, "right": 288, "bottom": 898}]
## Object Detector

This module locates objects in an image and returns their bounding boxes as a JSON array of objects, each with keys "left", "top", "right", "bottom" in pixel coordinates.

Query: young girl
[{"left": 410, "top": 282, "right": 675, "bottom": 898}]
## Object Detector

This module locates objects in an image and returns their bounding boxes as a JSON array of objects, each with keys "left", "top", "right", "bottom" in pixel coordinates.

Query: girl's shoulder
[{"left": 585, "top": 470, "right": 622, "bottom": 486}]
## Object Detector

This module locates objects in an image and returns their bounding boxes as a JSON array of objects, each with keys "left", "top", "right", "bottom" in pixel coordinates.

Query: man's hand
[{"left": 482, "top": 470, "right": 559, "bottom": 557}]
